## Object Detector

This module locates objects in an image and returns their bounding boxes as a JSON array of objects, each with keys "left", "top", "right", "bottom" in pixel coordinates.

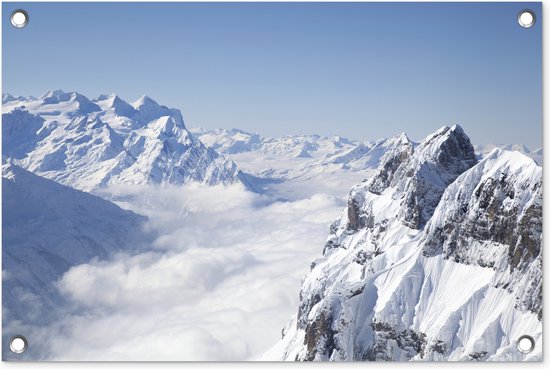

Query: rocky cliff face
[
  {"left": 364, "top": 125, "right": 478, "bottom": 230},
  {"left": 422, "top": 149, "right": 542, "bottom": 320},
  {"left": 268, "top": 126, "right": 542, "bottom": 362}
]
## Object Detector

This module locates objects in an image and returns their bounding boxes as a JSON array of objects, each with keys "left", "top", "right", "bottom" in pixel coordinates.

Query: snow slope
[
  {"left": 2, "top": 163, "right": 153, "bottom": 359},
  {"left": 2, "top": 91, "right": 248, "bottom": 191},
  {"left": 267, "top": 126, "right": 542, "bottom": 361}
]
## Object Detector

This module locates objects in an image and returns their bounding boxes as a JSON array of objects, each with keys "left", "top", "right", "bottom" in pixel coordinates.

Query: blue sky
[{"left": 3, "top": 2, "right": 542, "bottom": 148}]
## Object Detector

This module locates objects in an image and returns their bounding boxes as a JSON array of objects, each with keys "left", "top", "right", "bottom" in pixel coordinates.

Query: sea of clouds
[{"left": 29, "top": 174, "right": 363, "bottom": 360}]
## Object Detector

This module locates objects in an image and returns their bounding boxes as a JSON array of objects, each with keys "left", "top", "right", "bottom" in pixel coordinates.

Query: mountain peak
[
  {"left": 366, "top": 133, "right": 414, "bottom": 195},
  {"left": 379, "top": 132, "right": 411, "bottom": 150},
  {"left": 425, "top": 124, "right": 462, "bottom": 139},
  {"left": 132, "top": 95, "right": 160, "bottom": 109},
  {"left": 130, "top": 95, "right": 186, "bottom": 128},
  {"left": 2, "top": 93, "right": 29, "bottom": 104},
  {"left": 399, "top": 125, "right": 477, "bottom": 228},
  {"left": 415, "top": 125, "right": 476, "bottom": 168},
  {"left": 363, "top": 125, "right": 477, "bottom": 229},
  {"left": 282, "top": 139, "right": 542, "bottom": 361},
  {"left": 96, "top": 93, "right": 121, "bottom": 102},
  {"left": 39, "top": 89, "right": 66, "bottom": 100},
  {"left": 95, "top": 93, "right": 136, "bottom": 118},
  {"left": 2, "top": 93, "right": 15, "bottom": 104},
  {"left": 450, "top": 123, "right": 464, "bottom": 132},
  {"left": 395, "top": 131, "right": 410, "bottom": 141}
]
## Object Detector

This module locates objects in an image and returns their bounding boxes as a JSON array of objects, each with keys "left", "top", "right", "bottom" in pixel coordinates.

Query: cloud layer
[{"left": 34, "top": 180, "right": 351, "bottom": 360}]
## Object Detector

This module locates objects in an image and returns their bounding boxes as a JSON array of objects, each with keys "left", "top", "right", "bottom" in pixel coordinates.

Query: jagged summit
[
  {"left": 413, "top": 124, "right": 474, "bottom": 163},
  {"left": 130, "top": 94, "right": 185, "bottom": 127},
  {"left": 132, "top": 94, "right": 158, "bottom": 108},
  {"left": 94, "top": 93, "right": 137, "bottom": 118},
  {"left": 389, "top": 131, "right": 411, "bottom": 144},
  {"left": 361, "top": 125, "right": 477, "bottom": 229},
  {"left": 39, "top": 89, "right": 66, "bottom": 100},
  {"left": 2, "top": 93, "right": 29, "bottom": 104},
  {"left": 147, "top": 116, "right": 191, "bottom": 141},
  {"left": 95, "top": 93, "right": 121, "bottom": 104}
]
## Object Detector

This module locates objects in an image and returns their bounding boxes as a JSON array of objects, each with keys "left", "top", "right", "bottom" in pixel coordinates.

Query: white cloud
[{"left": 33, "top": 180, "right": 350, "bottom": 360}]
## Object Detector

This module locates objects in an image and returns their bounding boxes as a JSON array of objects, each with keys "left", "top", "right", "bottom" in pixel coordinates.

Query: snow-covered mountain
[
  {"left": 475, "top": 143, "right": 542, "bottom": 166},
  {"left": 266, "top": 125, "right": 542, "bottom": 361},
  {"left": 2, "top": 163, "right": 153, "bottom": 358},
  {"left": 2, "top": 91, "right": 248, "bottom": 191},
  {"left": 191, "top": 128, "right": 403, "bottom": 181}
]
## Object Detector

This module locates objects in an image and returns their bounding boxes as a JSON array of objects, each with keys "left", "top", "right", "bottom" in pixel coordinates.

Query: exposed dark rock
[
  {"left": 430, "top": 340, "right": 447, "bottom": 355},
  {"left": 399, "top": 126, "right": 478, "bottom": 229},
  {"left": 349, "top": 286, "right": 364, "bottom": 298},
  {"left": 469, "top": 351, "right": 489, "bottom": 361},
  {"left": 323, "top": 236, "right": 340, "bottom": 255},
  {"left": 347, "top": 196, "right": 365, "bottom": 231},
  {"left": 304, "top": 311, "right": 337, "bottom": 361},
  {"left": 368, "top": 136, "right": 414, "bottom": 195},
  {"left": 364, "top": 321, "right": 427, "bottom": 361},
  {"left": 297, "top": 291, "right": 323, "bottom": 330},
  {"left": 353, "top": 250, "right": 370, "bottom": 265}
]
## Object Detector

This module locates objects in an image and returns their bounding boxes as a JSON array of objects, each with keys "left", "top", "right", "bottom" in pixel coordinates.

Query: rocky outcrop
[
  {"left": 364, "top": 322, "right": 427, "bottom": 361},
  {"left": 343, "top": 125, "right": 477, "bottom": 236},
  {"left": 393, "top": 126, "right": 478, "bottom": 229},
  {"left": 367, "top": 133, "right": 414, "bottom": 195}
]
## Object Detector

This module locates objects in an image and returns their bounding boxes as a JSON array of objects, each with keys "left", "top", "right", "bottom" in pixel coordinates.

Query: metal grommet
[
  {"left": 516, "top": 335, "right": 535, "bottom": 354},
  {"left": 10, "top": 9, "right": 29, "bottom": 28},
  {"left": 518, "top": 9, "right": 536, "bottom": 29},
  {"left": 9, "top": 335, "right": 28, "bottom": 354}
]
